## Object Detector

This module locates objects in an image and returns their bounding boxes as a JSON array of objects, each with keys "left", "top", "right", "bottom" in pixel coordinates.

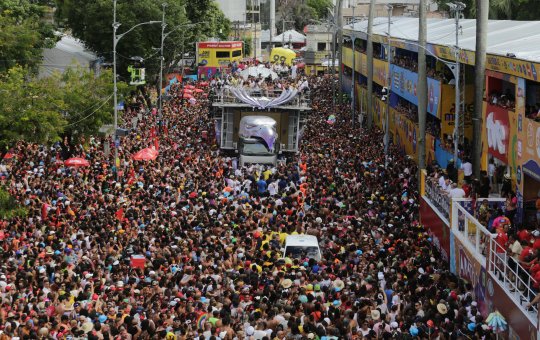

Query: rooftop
[{"left": 344, "top": 17, "right": 540, "bottom": 63}]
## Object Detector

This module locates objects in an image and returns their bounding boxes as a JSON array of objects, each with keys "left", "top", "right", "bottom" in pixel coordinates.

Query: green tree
[
  {"left": 0, "top": 1, "right": 57, "bottom": 73},
  {"left": 307, "top": 0, "right": 332, "bottom": 19},
  {"left": 0, "top": 66, "right": 66, "bottom": 152},
  {"left": 278, "top": 1, "right": 317, "bottom": 32},
  {"left": 434, "top": 0, "right": 540, "bottom": 19},
  {"left": 243, "top": 36, "right": 253, "bottom": 56},
  {"left": 0, "top": 187, "right": 27, "bottom": 219},
  {"left": 55, "top": 0, "right": 231, "bottom": 79},
  {"left": 55, "top": 67, "right": 130, "bottom": 138}
]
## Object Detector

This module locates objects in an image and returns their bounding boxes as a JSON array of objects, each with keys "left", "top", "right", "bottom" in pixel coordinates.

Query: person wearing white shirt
[
  {"left": 449, "top": 183, "right": 466, "bottom": 198},
  {"left": 461, "top": 158, "right": 473, "bottom": 181}
]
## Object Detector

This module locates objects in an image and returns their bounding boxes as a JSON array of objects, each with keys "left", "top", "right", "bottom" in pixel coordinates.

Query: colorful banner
[
  {"left": 522, "top": 118, "right": 540, "bottom": 181},
  {"left": 485, "top": 273, "right": 538, "bottom": 340},
  {"left": 373, "top": 57, "right": 388, "bottom": 87},
  {"left": 372, "top": 95, "right": 386, "bottom": 130},
  {"left": 390, "top": 65, "right": 441, "bottom": 117},
  {"left": 485, "top": 103, "right": 511, "bottom": 164},
  {"left": 453, "top": 238, "right": 488, "bottom": 317},
  {"left": 440, "top": 84, "right": 474, "bottom": 140},
  {"left": 420, "top": 197, "right": 450, "bottom": 261}
]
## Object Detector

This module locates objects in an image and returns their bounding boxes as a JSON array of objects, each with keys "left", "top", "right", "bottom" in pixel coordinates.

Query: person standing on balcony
[
  {"left": 446, "top": 159, "right": 458, "bottom": 183},
  {"left": 501, "top": 173, "right": 512, "bottom": 198},
  {"left": 461, "top": 157, "right": 473, "bottom": 182}
]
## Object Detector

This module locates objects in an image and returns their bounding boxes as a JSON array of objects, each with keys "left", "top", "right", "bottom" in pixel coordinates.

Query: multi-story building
[
  {"left": 215, "top": 0, "right": 262, "bottom": 58},
  {"left": 341, "top": 17, "right": 540, "bottom": 338}
]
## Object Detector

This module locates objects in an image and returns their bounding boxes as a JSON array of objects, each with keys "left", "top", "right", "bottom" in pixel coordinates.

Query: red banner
[
  {"left": 197, "top": 41, "right": 242, "bottom": 49},
  {"left": 420, "top": 197, "right": 450, "bottom": 262},
  {"left": 485, "top": 104, "right": 510, "bottom": 163}
]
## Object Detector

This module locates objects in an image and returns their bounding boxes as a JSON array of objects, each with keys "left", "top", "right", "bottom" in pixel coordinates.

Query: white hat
[
  {"left": 246, "top": 326, "right": 255, "bottom": 336},
  {"left": 315, "top": 217, "right": 322, "bottom": 224}
]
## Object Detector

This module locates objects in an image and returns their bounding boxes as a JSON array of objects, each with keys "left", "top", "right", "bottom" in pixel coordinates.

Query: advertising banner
[
  {"left": 373, "top": 57, "right": 388, "bottom": 87},
  {"left": 390, "top": 65, "right": 441, "bottom": 117},
  {"left": 522, "top": 118, "right": 540, "bottom": 180},
  {"left": 485, "top": 273, "right": 538, "bottom": 340},
  {"left": 420, "top": 197, "right": 450, "bottom": 261},
  {"left": 454, "top": 238, "right": 488, "bottom": 317},
  {"left": 485, "top": 103, "right": 511, "bottom": 164},
  {"left": 440, "top": 84, "right": 474, "bottom": 141},
  {"left": 393, "top": 109, "right": 418, "bottom": 159},
  {"left": 372, "top": 96, "right": 386, "bottom": 130}
]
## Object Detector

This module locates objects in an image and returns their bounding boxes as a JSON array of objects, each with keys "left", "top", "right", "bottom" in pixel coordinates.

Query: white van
[{"left": 283, "top": 235, "right": 322, "bottom": 261}]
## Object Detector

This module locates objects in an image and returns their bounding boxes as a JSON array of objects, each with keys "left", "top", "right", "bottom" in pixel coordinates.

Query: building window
[
  {"left": 232, "top": 50, "right": 242, "bottom": 57},
  {"left": 216, "top": 51, "right": 230, "bottom": 58},
  {"left": 317, "top": 42, "right": 327, "bottom": 51}
]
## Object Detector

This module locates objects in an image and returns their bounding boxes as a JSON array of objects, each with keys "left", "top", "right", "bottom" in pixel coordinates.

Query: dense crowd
[{"left": 0, "top": 74, "right": 503, "bottom": 339}]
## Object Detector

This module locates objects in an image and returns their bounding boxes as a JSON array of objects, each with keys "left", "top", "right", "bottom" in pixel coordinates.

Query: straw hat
[
  {"left": 371, "top": 309, "right": 381, "bottom": 320},
  {"left": 281, "top": 279, "right": 293, "bottom": 289},
  {"left": 437, "top": 303, "right": 448, "bottom": 315}
]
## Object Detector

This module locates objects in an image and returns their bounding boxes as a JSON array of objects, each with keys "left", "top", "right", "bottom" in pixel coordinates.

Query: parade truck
[{"left": 210, "top": 89, "right": 311, "bottom": 167}]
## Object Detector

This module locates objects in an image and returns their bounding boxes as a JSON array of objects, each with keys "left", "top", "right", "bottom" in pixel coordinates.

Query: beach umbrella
[
  {"left": 64, "top": 157, "right": 90, "bottom": 167},
  {"left": 486, "top": 311, "right": 507, "bottom": 334},
  {"left": 132, "top": 148, "right": 158, "bottom": 161}
]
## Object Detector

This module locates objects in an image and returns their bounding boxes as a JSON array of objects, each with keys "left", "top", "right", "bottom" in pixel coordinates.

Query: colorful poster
[
  {"left": 390, "top": 65, "right": 441, "bottom": 117},
  {"left": 485, "top": 104, "right": 511, "bottom": 164},
  {"left": 454, "top": 239, "right": 488, "bottom": 317},
  {"left": 420, "top": 197, "right": 450, "bottom": 261},
  {"left": 440, "top": 84, "right": 475, "bottom": 141}
]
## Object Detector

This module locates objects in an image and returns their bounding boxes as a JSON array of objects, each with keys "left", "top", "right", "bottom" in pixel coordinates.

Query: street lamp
[
  {"left": 447, "top": 1, "right": 466, "bottom": 163},
  {"left": 384, "top": 4, "right": 393, "bottom": 169},
  {"left": 158, "top": 3, "right": 204, "bottom": 123},
  {"left": 112, "top": 0, "right": 161, "bottom": 171}
]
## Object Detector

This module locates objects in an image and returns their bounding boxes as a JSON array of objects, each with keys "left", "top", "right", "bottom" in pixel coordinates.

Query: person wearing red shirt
[{"left": 518, "top": 227, "right": 532, "bottom": 244}]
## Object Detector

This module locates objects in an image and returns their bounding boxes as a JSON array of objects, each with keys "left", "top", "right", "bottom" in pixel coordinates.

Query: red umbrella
[
  {"left": 185, "top": 85, "right": 195, "bottom": 90},
  {"left": 194, "top": 88, "right": 204, "bottom": 93},
  {"left": 198, "top": 81, "right": 209, "bottom": 87},
  {"left": 183, "top": 89, "right": 193, "bottom": 94},
  {"left": 184, "top": 93, "right": 193, "bottom": 99},
  {"left": 2, "top": 153, "right": 16, "bottom": 160},
  {"left": 64, "top": 157, "right": 90, "bottom": 167},
  {"left": 132, "top": 147, "right": 158, "bottom": 161}
]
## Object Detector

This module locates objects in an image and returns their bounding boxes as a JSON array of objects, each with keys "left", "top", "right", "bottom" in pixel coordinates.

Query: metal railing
[
  {"left": 487, "top": 237, "right": 539, "bottom": 319},
  {"left": 452, "top": 199, "right": 493, "bottom": 262},
  {"left": 424, "top": 177, "right": 451, "bottom": 221},
  {"left": 451, "top": 199, "right": 538, "bottom": 322}
]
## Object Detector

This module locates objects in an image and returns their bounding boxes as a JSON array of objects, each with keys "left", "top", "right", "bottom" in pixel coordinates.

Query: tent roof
[
  {"left": 39, "top": 34, "right": 97, "bottom": 78},
  {"left": 273, "top": 30, "right": 306, "bottom": 44},
  {"left": 344, "top": 17, "right": 540, "bottom": 63}
]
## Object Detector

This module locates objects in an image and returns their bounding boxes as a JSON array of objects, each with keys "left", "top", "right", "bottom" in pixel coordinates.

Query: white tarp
[
  {"left": 239, "top": 65, "right": 279, "bottom": 80},
  {"left": 273, "top": 30, "right": 306, "bottom": 44},
  {"left": 227, "top": 85, "right": 299, "bottom": 109}
]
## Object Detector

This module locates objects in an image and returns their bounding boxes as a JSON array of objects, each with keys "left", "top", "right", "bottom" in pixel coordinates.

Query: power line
[{"left": 64, "top": 94, "right": 114, "bottom": 128}]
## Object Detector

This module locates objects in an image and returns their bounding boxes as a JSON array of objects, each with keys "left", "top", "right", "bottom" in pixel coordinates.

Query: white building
[{"left": 215, "top": 0, "right": 262, "bottom": 58}]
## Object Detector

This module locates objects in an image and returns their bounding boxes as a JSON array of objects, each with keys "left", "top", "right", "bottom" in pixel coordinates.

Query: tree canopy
[
  {"left": 0, "top": 65, "right": 130, "bottom": 153},
  {"left": 435, "top": 0, "right": 540, "bottom": 19},
  {"left": 55, "top": 0, "right": 230, "bottom": 80},
  {"left": 0, "top": 0, "right": 58, "bottom": 73}
]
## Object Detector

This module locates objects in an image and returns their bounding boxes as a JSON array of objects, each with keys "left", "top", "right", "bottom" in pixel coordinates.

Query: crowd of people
[{"left": 0, "top": 72, "right": 507, "bottom": 339}]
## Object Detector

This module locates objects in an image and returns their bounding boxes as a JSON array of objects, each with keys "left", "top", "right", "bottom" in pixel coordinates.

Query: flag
[
  {"left": 153, "top": 138, "right": 159, "bottom": 151},
  {"left": 41, "top": 203, "right": 49, "bottom": 221},
  {"left": 196, "top": 313, "right": 207, "bottom": 330},
  {"left": 115, "top": 208, "right": 124, "bottom": 221}
]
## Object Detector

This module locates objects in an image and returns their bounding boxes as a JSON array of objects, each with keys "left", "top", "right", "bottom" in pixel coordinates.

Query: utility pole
[
  {"left": 384, "top": 4, "right": 392, "bottom": 168},
  {"left": 351, "top": 5, "right": 356, "bottom": 128},
  {"left": 337, "top": 0, "right": 343, "bottom": 103},
  {"left": 113, "top": 0, "right": 119, "bottom": 172},
  {"left": 418, "top": 0, "right": 427, "bottom": 175},
  {"left": 159, "top": 3, "right": 167, "bottom": 124},
  {"left": 269, "top": 0, "right": 275, "bottom": 53},
  {"left": 366, "top": 0, "right": 375, "bottom": 129},
  {"left": 450, "top": 2, "right": 465, "bottom": 164},
  {"left": 474, "top": 0, "right": 488, "bottom": 177}
]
